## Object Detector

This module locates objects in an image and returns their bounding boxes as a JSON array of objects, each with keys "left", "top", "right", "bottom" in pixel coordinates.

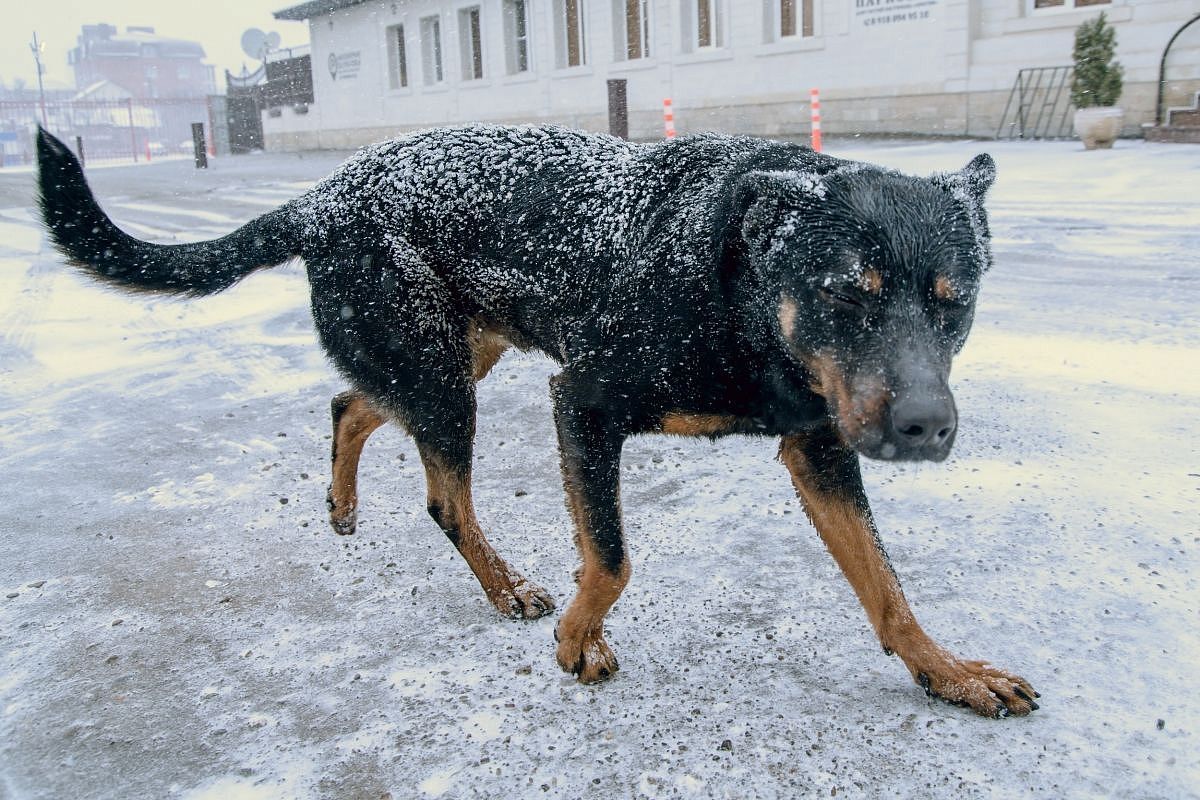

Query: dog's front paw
[
  {"left": 915, "top": 658, "right": 1039, "bottom": 718},
  {"left": 487, "top": 578, "right": 556, "bottom": 620},
  {"left": 554, "top": 623, "right": 619, "bottom": 683}
]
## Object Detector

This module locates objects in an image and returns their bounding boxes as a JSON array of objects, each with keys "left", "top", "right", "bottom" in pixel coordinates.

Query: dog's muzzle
[{"left": 854, "top": 391, "right": 957, "bottom": 462}]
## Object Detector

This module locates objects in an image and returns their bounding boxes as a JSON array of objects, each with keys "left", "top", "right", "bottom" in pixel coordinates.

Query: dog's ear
[
  {"left": 932, "top": 153, "right": 996, "bottom": 205},
  {"left": 931, "top": 154, "right": 997, "bottom": 272},
  {"left": 727, "top": 170, "right": 827, "bottom": 261}
]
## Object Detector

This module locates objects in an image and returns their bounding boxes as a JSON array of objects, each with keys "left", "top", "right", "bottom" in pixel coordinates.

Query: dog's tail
[{"left": 36, "top": 127, "right": 300, "bottom": 297}]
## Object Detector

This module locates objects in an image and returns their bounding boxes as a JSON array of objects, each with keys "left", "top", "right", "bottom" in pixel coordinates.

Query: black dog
[{"left": 37, "top": 125, "right": 1037, "bottom": 716}]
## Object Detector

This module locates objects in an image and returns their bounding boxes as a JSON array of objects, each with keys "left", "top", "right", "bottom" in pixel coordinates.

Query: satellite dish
[
  {"left": 266, "top": 32, "right": 281, "bottom": 50},
  {"left": 240, "top": 28, "right": 268, "bottom": 61}
]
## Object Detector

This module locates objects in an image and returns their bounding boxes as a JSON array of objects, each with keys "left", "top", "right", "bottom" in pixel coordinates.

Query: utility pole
[{"left": 30, "top": 32, "right": 49, "bottom": 128}]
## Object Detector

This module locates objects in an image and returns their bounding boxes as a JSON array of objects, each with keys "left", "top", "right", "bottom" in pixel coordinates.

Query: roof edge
[{"left": 274, "top": 0, "right": 369, "bottom": 21}]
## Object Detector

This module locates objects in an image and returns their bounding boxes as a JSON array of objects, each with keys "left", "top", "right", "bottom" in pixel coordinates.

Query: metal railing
[
  {"left": 0, "top": 96, "right": 213, "bottom": 166},
  {"left": 996, "top": 66, "right": 1075, "bottom": 140}
]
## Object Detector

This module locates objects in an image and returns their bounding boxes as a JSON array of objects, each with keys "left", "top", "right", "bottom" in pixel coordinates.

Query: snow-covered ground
[{"left": 0, "top": 137, "right": 1197, "bottom": 800}]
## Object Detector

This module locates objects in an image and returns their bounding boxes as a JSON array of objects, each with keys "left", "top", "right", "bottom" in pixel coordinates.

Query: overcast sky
[{"left": 2, "top": 1, "right": 311, "bottom": 92}]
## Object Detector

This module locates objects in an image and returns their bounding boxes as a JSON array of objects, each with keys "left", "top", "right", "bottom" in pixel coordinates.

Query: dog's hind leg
[
  {"left": 417, "top": 431, "right": 555, "bottom": 620},
  {"left": 337, "top": 366, "right": 551, "bottom": 619},
  {"left": 549, "top": 376, "right": 631, "bottom": 683},
  {"left": 347, "top": 366, "right": 552, "bottom": 619},
  {"left": 402, "top": 326, "right": 550, "bottom": 619},
  {"left": 327, "top": 390, "right": 387, "bottom": 536},
  {"left": 779, "top": 426, "right": 1038, "bottom": 717},
  {"left": 324, "top": 319, "right": 509, "bottom": 538},
  {"left": 308, "top": 244, "right": 550, "bottom": 619}
]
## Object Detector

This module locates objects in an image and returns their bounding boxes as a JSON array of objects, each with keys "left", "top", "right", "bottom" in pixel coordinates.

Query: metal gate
[
  {"left": 225, "top": 67, "right": 265, "bottom": 154},
  {"left": 225, "top": 92, "right": 264, "bottom": 153}
]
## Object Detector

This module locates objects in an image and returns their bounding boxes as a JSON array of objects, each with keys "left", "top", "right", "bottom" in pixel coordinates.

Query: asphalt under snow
[{"left": 0, "top": 137, "right": 1197, "bottom": 799}]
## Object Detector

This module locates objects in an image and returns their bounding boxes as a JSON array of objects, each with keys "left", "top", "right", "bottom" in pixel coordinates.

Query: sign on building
[
  {"left": 327, "top": 51, "right": 362, "bottom": 80},
  {"left": 854, "top": 0, "right": 940, "bottom": 28}
]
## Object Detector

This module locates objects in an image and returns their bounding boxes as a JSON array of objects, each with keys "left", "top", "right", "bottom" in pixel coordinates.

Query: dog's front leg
[
  {"left": 779, "top": 426, "right": 1039, "bottom": 717},
  {"left": 550, "top": 378, "right": 630, "bottom": 683}
]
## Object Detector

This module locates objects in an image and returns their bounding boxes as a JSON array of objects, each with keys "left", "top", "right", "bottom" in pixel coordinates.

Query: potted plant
[{"left": 1071, "top": 12, "right": 1125, "bottom": 150}]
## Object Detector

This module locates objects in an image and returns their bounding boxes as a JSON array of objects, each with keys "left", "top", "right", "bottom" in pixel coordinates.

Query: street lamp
[{"left": 30, "top": 31, "right": 49, "bottom": 128}]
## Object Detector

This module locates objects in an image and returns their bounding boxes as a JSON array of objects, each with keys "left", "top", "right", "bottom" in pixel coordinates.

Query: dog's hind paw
[
  {"left": 326, "top": 488, "right": 357, "bottom": 536},
  {"left": 488, "top": 578, "right": 556, "bottom": 620},
  {"left": 915, "top": 659, "right": 1039, "bottom": 718},
  {"left": 329, "top": 511, "right": 357, "bottom": 536},
  {"left": 554, "top": 626, "right": 619, "bottom": 683}
]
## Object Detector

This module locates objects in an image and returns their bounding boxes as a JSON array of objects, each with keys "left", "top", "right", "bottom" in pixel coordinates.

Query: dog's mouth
[{"left": 804, "top": 352, "right": 957, "bottom": 462}]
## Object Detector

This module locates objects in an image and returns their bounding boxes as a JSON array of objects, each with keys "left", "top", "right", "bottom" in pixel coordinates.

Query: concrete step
[
  {"left": 1144, "top": 125, "right": 1200, "bottom": 144},
  {"left": 1166, "top": 107, "right": 1200, "bottom": 128},
  {"left": 1162, "top": 90, "right": 1200, "bottom": 128}
]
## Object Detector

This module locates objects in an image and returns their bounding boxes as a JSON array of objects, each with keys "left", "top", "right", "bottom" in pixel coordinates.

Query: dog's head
[{"left": 732, "top": 154, "right": 996, "bottom": 462}]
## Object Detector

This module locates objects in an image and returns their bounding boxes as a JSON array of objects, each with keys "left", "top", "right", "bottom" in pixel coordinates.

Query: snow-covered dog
[{"left": 37, "top": 125, "right": 1037, "bottom": 716}]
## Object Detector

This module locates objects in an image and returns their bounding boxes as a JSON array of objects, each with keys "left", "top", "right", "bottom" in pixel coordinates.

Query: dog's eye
[
  {"left": 937, "top": 299, "right": 971, "bottom": 320},
  {"left": 819, "top": 287, "right": 866, "bottom": 312},
  {"left": 934, "top": 301, "right": 971, "bottom": 336}
]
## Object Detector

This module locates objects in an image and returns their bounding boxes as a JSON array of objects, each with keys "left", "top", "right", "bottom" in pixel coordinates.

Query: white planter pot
[{"left": 1073, "top": 107, "right": 1124, "bottom": 150}]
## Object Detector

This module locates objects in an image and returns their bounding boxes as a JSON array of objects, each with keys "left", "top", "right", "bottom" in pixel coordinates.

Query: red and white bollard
[
  {"left": 810, "top": 88, "right": 822, "bottom": 152},
  {"left": 663, "top": 98, "right": 676, "bottom": 139}
]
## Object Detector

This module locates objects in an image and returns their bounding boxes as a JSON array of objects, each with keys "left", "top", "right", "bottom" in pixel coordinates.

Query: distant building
[
  {"left": 264, "top": 0, "right": 1200, "bottom": 150},
  {"left": 68, "top": 24, "right": 216, "bottom": 98}
]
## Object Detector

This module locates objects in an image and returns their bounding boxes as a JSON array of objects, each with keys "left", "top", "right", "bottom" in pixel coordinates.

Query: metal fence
[{"left": 0, "top": 96, "right": 215, "bottom": 167}]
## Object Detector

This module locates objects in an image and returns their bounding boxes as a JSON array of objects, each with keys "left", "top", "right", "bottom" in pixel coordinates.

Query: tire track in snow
[
  {"left": 0, "top": 208, "right": 50, "bottom": 371},
  {"left": 113, "top": 202, "right": 242, "bottom": 225}
]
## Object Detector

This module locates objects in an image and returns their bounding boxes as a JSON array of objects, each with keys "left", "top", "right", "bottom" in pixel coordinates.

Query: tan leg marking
[
  {"left": 554, "top": 487, "right": 630, "bottom": 683},
  {"left": 659, "top": 412, "right": 743, "bottom": 438},
  {"left": 779, "top": 434, "right": 1038, "bottom": 717},
  {"left": 327, "top": 391, "right": 387, "bottom": 536},
  {"left": 467, "top": 318, "right": 509, "bottom": 381},
  {"left": 421, "top": 448, "right": 555, "bottom": 620}
]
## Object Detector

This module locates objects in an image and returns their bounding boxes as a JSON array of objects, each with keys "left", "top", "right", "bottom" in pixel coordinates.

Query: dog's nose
[{"left": 891, "top": 396, "right": 956, "bottom": 447}]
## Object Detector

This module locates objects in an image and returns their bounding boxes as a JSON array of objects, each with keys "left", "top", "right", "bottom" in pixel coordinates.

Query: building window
[
  {"left": 387, "top": 24, "right": 409, "bottom": 88},
  {"left": 458, "top": 6, "right": 484, "bottom": 80},
  {"left": 144, "top": 64, "right": 159, "bottom": 97},
  {"left": 420, "top": 15, "right": 443, "bottom": 85},
  {"left": 683, "top": 0, "right": 724, "bottom": 51},
  {"left": 1031, "top": 0, "right": 1110, "bottom": 8},
  {"left": 554, "top": 0, "right": 587, "bottom": 68},
  {"left": 503, "top": 0, "right": 531, "bottom": 74},
  {"left": 777, "top": 0, "right": 814, "bottom": 38},
  {"left": 613, "top": 0, "right": 650, "bottom": 61}
]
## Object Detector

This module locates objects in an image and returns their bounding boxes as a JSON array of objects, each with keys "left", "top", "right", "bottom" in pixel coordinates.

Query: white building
[{"left": 264, "top": 0, "right": 1200, "bottom": 149}]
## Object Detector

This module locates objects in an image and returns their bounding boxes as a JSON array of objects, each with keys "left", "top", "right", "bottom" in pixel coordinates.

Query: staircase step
[
  {"left": 1166, "top": 108, "right": 1200, "bottom": 128},
  {"left": 1144, "top": 125, "right": 1200, "bottom": 144}
]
